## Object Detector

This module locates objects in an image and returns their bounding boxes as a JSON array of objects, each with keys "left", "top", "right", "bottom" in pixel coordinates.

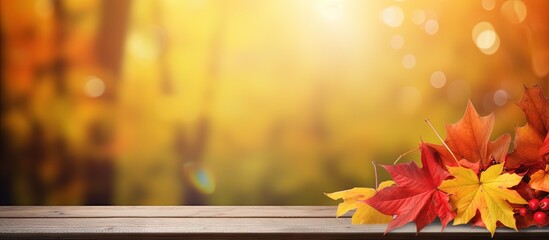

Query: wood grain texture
[
  {"left": 0, "top": 206, "right": 546, "bottom": 240},
  {"left": 0, "top": 206, "right": 346, "bottom": 218}
]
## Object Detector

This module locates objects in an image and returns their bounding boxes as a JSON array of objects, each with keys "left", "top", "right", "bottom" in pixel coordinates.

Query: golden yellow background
[{"left": 1, "top": 0, "right": 548, "bottom": 205}]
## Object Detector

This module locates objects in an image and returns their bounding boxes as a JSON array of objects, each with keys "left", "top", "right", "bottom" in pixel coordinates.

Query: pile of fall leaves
[{"left": 326, "top": 85, "right": 549, "bottom": 237}]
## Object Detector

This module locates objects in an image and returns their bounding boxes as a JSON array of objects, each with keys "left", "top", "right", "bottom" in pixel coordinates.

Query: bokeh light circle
[
  {"left": 430, "top": 71, "right": 447, "bottom": 88},
  {"left": 501, "top": 0, "right": 527, "bottom": 24},
  {"left": 472, "top": 22, "right": 500, "bottom": 55},
  {"left": 402, "top": 54, "right": 416, "bottom": 69},
  {"left": 493, "top": 89, "right": 509, "bottom": 106},
  {"left": 424, "top": 19, "right": 439, "bottom": 35},
  {"left": 84, "top": 76, "right": 106, "bottom": 97},
  {"left": 482, "top": 0, "right": 496, "bottom": 11},
  {"left": 381, "top": 6, "right": 404, "bottom": 28}
]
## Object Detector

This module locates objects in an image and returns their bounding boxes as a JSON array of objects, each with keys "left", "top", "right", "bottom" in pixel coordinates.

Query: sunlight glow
[{"left": 317, "top": 0, "right": 344, "bottom": 22}]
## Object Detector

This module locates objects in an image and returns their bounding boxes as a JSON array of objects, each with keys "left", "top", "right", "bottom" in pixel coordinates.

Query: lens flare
[{"left": 183, "top": 162, "right": 216, "bottom": 194}]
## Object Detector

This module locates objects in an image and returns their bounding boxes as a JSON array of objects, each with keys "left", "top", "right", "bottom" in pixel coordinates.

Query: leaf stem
[
  {"left": 425, "top": 118, "right": 461, "bottom": 167},
  {"left": 371, "top": 161, "right": 378, "bottom": 189},
  {"left": 393, "top": 147, "right": 420, "bottom": 164}
]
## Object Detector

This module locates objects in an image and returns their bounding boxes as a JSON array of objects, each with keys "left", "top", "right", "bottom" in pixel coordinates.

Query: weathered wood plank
[
  {"left": 0, "top": 206, "right": 346, "bottom": 218},
  {"left": 0, "top": 217, "right": 546, "bottom": 240},
  {"left": 0, "top": 206, "right": 547, "bottom": 239}
]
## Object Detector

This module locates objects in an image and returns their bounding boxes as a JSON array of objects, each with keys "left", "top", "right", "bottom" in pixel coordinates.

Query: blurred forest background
[{"left": 1, "top": 0, "right": 548, "bottom": 205}]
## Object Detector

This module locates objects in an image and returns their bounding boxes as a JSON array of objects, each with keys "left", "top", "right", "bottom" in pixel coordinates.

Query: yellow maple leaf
[
  {"left": 530, "top": 165, "right": 549, "bottom": 192},
  {"left": 438, "top": 163, "right": 527, "bottom": 237},
  {"left": 325, "top": 180, "right": 394, "bottom": 224}
]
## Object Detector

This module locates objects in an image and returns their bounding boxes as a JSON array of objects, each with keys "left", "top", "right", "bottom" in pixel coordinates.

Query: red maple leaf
[{"left": 366, "top": 143, "right": 455, "bottom": 233}]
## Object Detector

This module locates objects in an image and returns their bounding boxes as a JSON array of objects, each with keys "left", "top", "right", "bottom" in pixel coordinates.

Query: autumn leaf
[
  {"left": 529, "top": 165, "right": 549, "bottom": 192},
  {"left": 427, "top": 101, "right": 511, "bottom": 172},
  {"left": 541, "top": 133, "right": 549, "bottom": 161},
  {"left": 438, "top": 163, "right": 527, "bottom": 237},
  {"left": 532, "top": 136, "right": 549, "bottom": 192},
  {"left": 365, "top": 144, "right": 454, "bottom": 233},
  {"left": 325, "top": 180, "right": 394, "bottom": 224},
  {"left": 507, "top": 84, "right": 549, "bottom": 170},
  {"left": 541, "top": 134, "right": 549, "bottom": 160},
  {"left": 513, "top": 180, "right": 538, "bottom": 203},
  {"left": 458, "top": 159, "right": 480, "bottom": 174},
  {"left": 513, "top": 180, "right": 542, "bottom": 229},
  {"left": 518, "top": 85, "right": 549, "bottom": 136}
]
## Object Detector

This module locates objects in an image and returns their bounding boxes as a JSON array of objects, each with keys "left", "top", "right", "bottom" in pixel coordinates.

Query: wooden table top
[{"left": 0, "top": 206, "right": 547, "bottom": 239}]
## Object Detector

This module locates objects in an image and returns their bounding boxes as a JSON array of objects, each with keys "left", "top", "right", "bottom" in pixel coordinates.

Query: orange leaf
[
  {"left": 529, "top": 165, "right": 549, "bottom": 192},
  {"left": 541, "top": 133, "right": 549, "bottom": 162},
  {"left": 518, "top": 85, "right": 549, "bottom": 136},
  {"left": 428, "top": 101, "right": 510, "bottom": 172},
  {"left": 507, "top": 85, "right": 549, "bottom": 169}
]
